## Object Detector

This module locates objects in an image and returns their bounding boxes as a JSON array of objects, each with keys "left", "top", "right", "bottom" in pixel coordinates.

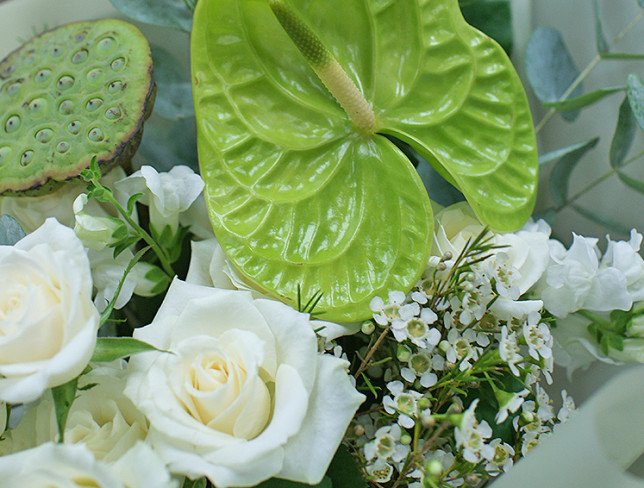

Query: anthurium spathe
[{"left": 191, "top": 0, "right": 538, "bottom": 321}]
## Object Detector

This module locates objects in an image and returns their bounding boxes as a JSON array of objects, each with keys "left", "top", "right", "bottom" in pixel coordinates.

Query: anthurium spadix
[{"left": 191, "top": 0, "right": 538, "bottom": 321}]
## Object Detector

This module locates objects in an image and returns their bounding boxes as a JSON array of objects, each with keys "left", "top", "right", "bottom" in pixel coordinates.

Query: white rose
[
  {"left": 125, "top": 279, "right": 365, "bottom": 487},
  {"left": 115, "top": 165, "right": 204, "bottom": 237},
  {"left": 0, "top": 219, "right": 99, "bottom": 404},
  {"left": 186, "top": 238, "right": 360, "bottom": 340},
  {"left": 0, "top": 441, "right": 176, "bottom": 488},
  {"left": 4, "top": 362, "right": 149, "bottom": 464},
  {"left": 0, "top": 167, "right": 127, "bottom": 234}
]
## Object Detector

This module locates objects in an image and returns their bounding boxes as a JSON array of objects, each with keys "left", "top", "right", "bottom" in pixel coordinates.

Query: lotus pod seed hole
[
  {"left": 57, "top": 75, "right": 75, "bottom": 90},
  {"left": 107, "top": 80, "right": 124, "bottom": 93},
  {"left": 34, "top": 69, "right": 51, "bottom": 83},
  {"left": 111, "top": 57, "right": 126, "bottom": 71},
  {"left": 72, "top": 49, "right": 89, "bottom": 64},
  {"left": 86, "top": 97, "right": 103, "bottom": 111},
  {"left": 59, "top": 100, "right": 74, "bottom": 115},
  {"left": 75, "top": 31, "right": 87, "bottom": 43},
  {"left": 1, "top": 65, "right": 15, "bottom": 77},
  {"left": 35, "top": 128, "right": 53, "bottom": 143},
  {"left": 5, "top": 115, "right": 21, "bottom": 133},
  {"left": 56, "top": 141, "right": 70, "bottom": 153},
  {"left": 7, "top": 81, "right": 22, "bottom": 96},
  {"left": 67, "top": 121, "right": 81, "bottom": 135},
  {"left": 88, "top": 127, "right": 104, "bottom": 142},
  {"left": 29, "top": 98, "right": 47, "bottom": 114},
  {"left": 97, "top": 36, "right": 116, "bottom": 53},
  {"left": 87, "top": 68, "right": 103, "bottom": 82},
  {"left": 52, "top": 47, "right": 62, "bottom": 57},
  {"left": 20, "top": 150, "right": 34, "bottom": 166},
  {"left": 105, "top": 106, "right": 121, "bottom": 120}
]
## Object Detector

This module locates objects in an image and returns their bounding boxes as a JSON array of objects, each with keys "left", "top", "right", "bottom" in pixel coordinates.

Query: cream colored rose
[
  {"left": 0, "top": 441, "right": 176, "bottom": 488},
  {"left": 125, "top": 279, "right": 365, "bottom": 487},
  {"left": 0, "top": 219, "right": 99, "bottom": 404},
  {"left": 4, "top": 361, "right": 148, "bottom": 464}
]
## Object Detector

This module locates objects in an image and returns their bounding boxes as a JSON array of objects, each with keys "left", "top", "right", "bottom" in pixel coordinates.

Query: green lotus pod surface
[
  {"left": 0, "top": 19, "right": 155, "bottom": 195},
  {"left": 192, "top": 0, "right": 538, "bottom": 321}
]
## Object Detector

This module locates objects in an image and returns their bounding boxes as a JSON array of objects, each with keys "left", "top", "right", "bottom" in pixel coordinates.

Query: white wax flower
[
  {"left": 186, "top": 238, "right": 360, "bottom": 340},
  {"left": 0, "top": 219, "right": 99, "bottom": 404},
  {"left": 124, "top": 279, "right": 365, "bottom": 488},
  {"left": 4, "top": 362, "right": 149, "bottom": 465},
  {"left": 115, "top": 165, "right": 204, "bottom": 237},
  {"left": 0, "top": 167, "right": 127, "bottom": 233}
]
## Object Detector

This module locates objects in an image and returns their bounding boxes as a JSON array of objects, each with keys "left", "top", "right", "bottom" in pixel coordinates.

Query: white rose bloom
[
  {"left": 0, "top": 167, "right": 127, "bottom": 233},
  {"left": 0, "top": 219, "right": 99, "bottom": 404},
  {"left": 186, "top": 238, "right": 360, "bottom": 340},
  {"left": 115, "top": 165, "right": 204, "bottom": 237},
  {"left": 125, "top": 279, "right": 365, "bottom": 487},
  {"left": 0, "top": 441, "right": 176, "bottom": 488},
  {"left": 0, "top": 442, "right": 121, "bottom": 487},
  {"left": 4, "top": 362, "right": 149, "bottom": 464}
]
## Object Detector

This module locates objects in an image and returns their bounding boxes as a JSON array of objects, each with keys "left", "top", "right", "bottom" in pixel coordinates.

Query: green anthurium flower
[{"left": 191, "top": 0, "right": 538, "bottom": 321}]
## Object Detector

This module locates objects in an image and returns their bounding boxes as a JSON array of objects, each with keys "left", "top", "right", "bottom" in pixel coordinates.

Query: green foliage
[
  {"left": 542, "top": 86, "right": 624, "bottom": 112},
  {"left": 458, "top": 0, "right": 513, "bottom": 54},
  {"left": 592, "top": 0, "right": 609, "bottom": 53},
  {"left": 627, "top": 74, "right": 644, "bottom": 129},
  {"left": 256, "top": 478, "right": 332, "bottom": 488},
  {"left": 182, "top": 478, "right": 207, "bottom": 488},
  {"left": 610, "top": 97, "right": 638, "bottom": 168},
  {"left": 151, "top": 46, "right": 194, "bottom": 120},
  {"left": 549, "top": 138, "right": 599, "bottom": 209},
  {"left": 326, "top": 444, "right": 368, "bottom": 488},
  {"left": 90, "top": 337, "right": 161, "bottom": 362},
  {"left": 51, "top": 377, "right": 79, "bottom": 443},
  {"left": 192, "top": 0, "right": 537, "bottom": 321},
  {"left": 526, "top": 27, "right": 583, "bottom": 121},
  {"left": 0, "top": 215, "right": 25, "bottom": 245},
  {"left": 108, "top": 0, "right": 195, "bottom": 32}
]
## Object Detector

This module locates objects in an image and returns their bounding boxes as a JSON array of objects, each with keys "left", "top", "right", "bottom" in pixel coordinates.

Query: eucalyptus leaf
[
  {"left": 90, "top": 337, "right": 160, "bottom": 363},
  {"left": 610, "top": 97, "right": 637, "bottom": 168},
  {"left": 627, "top": 74, "right": 644, "bottom": 129},
  {"left": 549, "top": 138, "right": 599, "bottom": 208},
  {"left": 458, "top": 0, "right": 512, "bottom": 54},
  {"left": 639, "top": 0, "right": 644, "bottom": 7},
  {"left": 539, "top": 140, "right": 599, "bottom": 166},
  {"left": 571, "top": 204, "right": 632, "bottom": 235},
  {"left": 600, "top": 52, "right": 644, "bottom": 60},
  {"left": 52, "top": 377, "right": 78, "bottom": 442},
  {"left": 327, "top": 445, "right": 368, "bottom": 488},
  {"left": 592, "top": 0, "right": 609, "bottom": 53},
  {"left": 192, "top": 0, "right": 538, "bottom": 321},
  {"left": 135, "top": 116, "right": 199, "bottom": 173},
  {"left": 0, "top": 214, "right": 26, "bottom": 245},
  {"left": 108, "top": 0, "right": 194, "bottom": 32},
  {"left": 151, "top": 46, "right": 194, "bottom": 120},
  {"left": 618, "top": 172, "right": 644, "bottom": 193},
  {"left": 525, "top": 27, "right": 583, "bottom": 121},
  {"left": 542, "top": 86, "right": 624, "bottom": 112},
  {"left": 256, "top": 477, "right": 332, "bottom": 488}
]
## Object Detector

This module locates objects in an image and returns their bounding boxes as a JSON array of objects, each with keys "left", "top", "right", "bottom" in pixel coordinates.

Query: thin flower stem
[
  {"left": 535, "top": 10, "right": 643, "bottom": 134},
  {"left": 562, "top": 149, "right": 644, "bottom": 207},
  {"left": 354, "top": 326, "right": 390, "bottom": 380}
]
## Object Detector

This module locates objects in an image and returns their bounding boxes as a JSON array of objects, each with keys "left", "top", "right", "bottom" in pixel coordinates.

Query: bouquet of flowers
[{"left": 0, "top": 0, "right": 642, "bottom": 487}]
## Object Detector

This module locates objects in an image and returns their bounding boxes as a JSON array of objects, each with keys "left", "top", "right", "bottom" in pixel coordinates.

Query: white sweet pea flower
[
  {"left": 115, "top": 165, "right": 204, "bottom": 237},
  {"left": 73, "top": 193, "right": 126, "bottom": 251},
  {"left": 4, "top": 362, "right": 149, "bottom": 465},
  {"left": 0, "top": 167, "right": 127, "bottom": 233},
  {"left": 124, "top": 279, "right": 364, "bottom": 488},
  {"left": 0, "top": 219, "right": 99, "bottom": 404},
  {"left": 600, "top": 230, "right": 644, "bottom": 302}
]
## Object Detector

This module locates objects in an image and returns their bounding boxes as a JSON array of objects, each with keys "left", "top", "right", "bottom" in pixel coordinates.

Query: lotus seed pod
[{"left": 0, "top": 19, "right": 155, "bottom": 195}]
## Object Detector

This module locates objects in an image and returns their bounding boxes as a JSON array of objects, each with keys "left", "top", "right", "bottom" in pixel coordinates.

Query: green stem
[
  {"left": 535, "top": 10, "right": 643, "bottom": 134},
  {"left": 562, "top": 149, "right": 644, "bottom": 207},
  {"left": 105, "top": 193, "right": 175, "bottom": 277}
]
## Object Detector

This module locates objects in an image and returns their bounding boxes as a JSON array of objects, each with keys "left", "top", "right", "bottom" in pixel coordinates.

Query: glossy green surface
[
  {"left": 0, "top": 20, "right": 154, "bottom": 195},
  {"left": 192, "top": 0, "right": 538, "bottom": 321}
]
